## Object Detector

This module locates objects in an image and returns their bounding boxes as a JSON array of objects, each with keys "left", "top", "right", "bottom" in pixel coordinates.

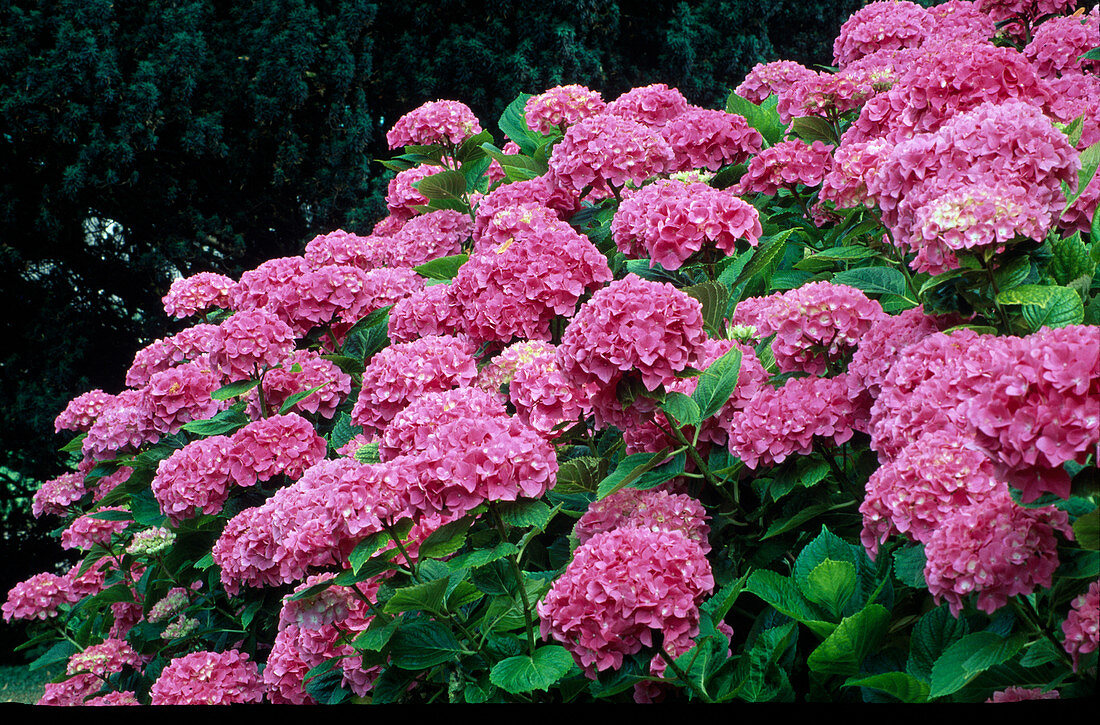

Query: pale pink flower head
[
  {"left": 81, "top": 389, "right": 158, "bottom": 461},
  {"left": 525, "top": 84, "right": 607, "bottom": 134},
  {"left": 387, "top": 208, "right": 471, "bottom": 268},
  {"left": 476, "top": 340, "right": 558, "bottom": 398},
  {"left": 66, "top": 637, "right": 143, "bottom": 678},
  {"left": 662, "top": 107, "right": 762, "bottom": 172},
  {"left": 1062, "top": 580, "right": 1099, "bottom": 670},
  {"left": 606, "top": 83, "right": 690, "bottom": 127},
  {"left": 209, "top": 307, "right": 297, "bottom": 382},
  {"left": 846, "top": 306, "right": 955, "bottom": 401},
  {"left": 777, "top": 70, "right": 880, "bottom": 125},
  {"left": 735, "top": 60, "right": 818, "bottom": 104},
  {"left": 472, "top": 174, "right": 579, "bottom": 240},
  {"left": 152, "top": 435, "right": 236, "bottom": 525},
  {"left": 832, "top": 1, "right": 933, "bottom": 68},
  {"left": 819, "top": 138, "right": 892, "bottom": 210},
  {"left": 548, "top": 114, "right": 674, "bottom": 199},
  {"left": 575, "top": 488, "right": 711, "bottom": 554},
  {"left": 37, "top": 673, "right": 102, "bottom": 706},
  {"left": 925, "top": 1, "right": 996, "bottom": 45},
  {"left": 54, "top": 389, "right": 114, "bottom": 433},
  {"left": 559, "top": 274, "right": 706, "bottom": 427},
  {"left": 60, "top": 506, "right": 131, "bottom": 550},
  {"left": 2, "top": 571, "right": 79, "bottom": 622},
  {"left": 150, "top": 650, "right": 265, "bottom": 705},
  {"left": 228, "top": 413, "right": 328, "bottom": 487},
  {"left": 386, "top": 164, "right": 443, "bottom": 221},
  {"left": 538, "top": 527, "right": 714, "bottom": 677},
  {"left": 508, "top": 345, "right": 589, "bottom": 436},
  {"left": 386, "top": 99, "right": 482, "bottom": 149},
  {"left": 162, "top": 271, "right": 235, "bottom": 319},
  {"left": 923, "top": 489, "right": 1071, "bottom": 616},
  {"left": 32, "top": 472, "right": 87, "bottom": 518},
  {"left": 350, "top": 334, "right": 478, "bottom": 436},
  {"left": 736, "top": 139, "right": 834, "bottom": 197},
  {"left": 212, "top": 505, "right": 283, "bottom": 595}
]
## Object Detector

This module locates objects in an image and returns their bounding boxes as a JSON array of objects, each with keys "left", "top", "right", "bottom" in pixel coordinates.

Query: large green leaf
[
  {"left": 997, "top": 284, "right": 1084, "bottom": 330},
  {"left": 843, "top": 672, "right": 930, "bottom": 703},
  {"left": 489, "top": 646, "right": 575, "bottom": 694},
  {"left": 832, "top": 265, "right": 910, "bottom": 299},
  {"left": 928, "top": 631, "right": 1027, "bottom": 699},
  {"left": 806, "top": 603, "right": 890, "bottom": 676},
  {"left": 388, "top": 619, "right": 465, "bottom": 669},
  {"left": 802, "top": 559, "right": 857, "bottom": 620},
  {"left": 413, "top": 254, "right": 468, "bottom": 280},
  {"left": 691, "top": 346, "right": 743, "bottom": 421},
  {"left": 211, "top": 378, "right": 260, "bottom": 401},
  {"left": 383, "top": 579, "right": 449, "bottom": 615},
  {"left": 725, "top": 92, "right": 785, "bottom": 146},
  {"left": 415, "top": 168, "right": 466, "bottom": 200}
]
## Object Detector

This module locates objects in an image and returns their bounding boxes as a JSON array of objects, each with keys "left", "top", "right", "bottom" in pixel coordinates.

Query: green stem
[
  {"left": 489, "top": 505, "right": 537, "bottom": 657},
  {"left": 383, "top": 522, "right": 420, "bottom": 583},
  {"left": 656, "top": 646, "right": 711, "bottom": 703}
]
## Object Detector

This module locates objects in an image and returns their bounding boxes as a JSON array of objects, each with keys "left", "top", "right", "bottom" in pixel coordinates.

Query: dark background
[{"left": 0, "top": 0, "right": 897, "bottom": 659}]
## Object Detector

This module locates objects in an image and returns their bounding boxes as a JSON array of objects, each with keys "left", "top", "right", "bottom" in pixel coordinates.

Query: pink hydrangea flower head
[
  {"left": 476, "top": 340, "right": 559, "bottom": 397},
  {"left": 820, "top": 138, "right": 892, "bottom": 210},
  {"left": 209, "top": 308, "right": 297, "bottom": 382},
  {"left": 525, "top": 84, "right": 607, "bottom": 134},
  {"left": 330, "top": 266, "right": 424, "bottom": 336},
  {"left": 379, "top": 386, "right": 507, "bottom": 461},
  {"left": 386, "top": 209, "right": 471, "bottom": 268},
  {"left": 453, "top": 204, "right": 612, "bottom": 343},
  {"left": 725, "top": 373, "right": 866, "bottom": 469},
  {"left": 548, "top": 114, "right": 674, "bottom": 199},
  {"left": 162, "top": 271, "right": 235, "bottom": 319},
  {"left": 54, "top": 389, "right": 114, "bottom": 433},
  {"left": 978, "top": 0, "right": 1079, "bottom": 36},
  {"left": 962, "top": 325, "right": 1100, "bottom": 502},
  {"left": 248, "top": 349, "right": 351, "bottom": 419},
  {"left": 152, "top": 436, "right": 236, "bottom": 525},
  {"left": 212, "top": 505, "right": 283, "bottom": 595},
  {"left": 386, "top": 164, "right": 443, "bottom": 221},
  {"left": 229, "top": 256, "right": 311, "bottom": 312},
  {"left": 735, "top": 60, "right": 819, "bottom": 104},
  {"left": 388, "top": 283, "right": 462, "bottom": 343},
  {"left": 736, "top": 139, "right": 834, "bottom": 197},
  {"left": 227, "top": 413, "right": 328, "bottom": 487},
  {"left": 612, "top": 180, "right": 761, "bottom": 270},
  {"left": 538, "top": 527, "right": 714, "bottom": 677},
  {"left": 472, "top": 175, "right": 579, "bottom": 240},
  {"left": 606, "top": 83, "right": 690, "bottom": 127},
  {"left": 987, "top": 687, "right": 1061, "bottom": 702},
  {"left": 66, "top": 637, "right": 142, "bottom": 678},
  {"left": 386, "top": 99, "right": 482, "bottom": 149},
  {"left": 832, "top": 1, "right": 933, "bottom": 67},
  {"left": 144, "top": 360, "right": 225, "bottom": 435},
  {"left": 37, "top": 673, "right": 102, "bottom": 706},
  {"left": 2, "top": 571, "right": 79, "bottom": 622},
  {"left": 147, "top": 587, "right": 190, "bottom": 623},
  {"left": 150, "top": 650, "right": 265, "bottom": 705},
  {"left": 776, "top": 71, "right": 879, "bottom": 125},
  {"left": 925, "top": 1, "right": 996, "bottom": 44},
  {"left": 559, "top": 274, "right": 706, "bottom": 426},
  {"left": 85, "top": 691, "right": 141, "bottom": 706},
  {"left": 662, "top": 107, "right": 763, "bottom": 172},
  {"left": 860, "top": 429, "right": 1004, "bottom": 557},
  {"left": 272, "top": 264, "right": 373, "bottom": 335},
  {"left": 508, "top": 345, "right": 589, "bottom": 435},
  {"left": 575, "top": 488, "right": 711, "bottom": 553},
  {"left": 60, "top": 506, "right": 131, "bottom": 550},
  {"left": 1025, "top": 8, "right": 1100, "bottom": 78},
  {"left": 80, "top": 388, "right": 157, "bottom": 461},
  {"left": 846, "top": 306, "right": 955, "bottom": 401},
  {"left": 32, "top": 472, "right": 87, "bottom": 518},
  {"left": 1062, "top": 580, "right": 1099, "bottom": 670},
  {"left": 923, "top": 489, "right": 1071, "bottom": 616},
  {"left": 304, "top": 229, "right": 391, "bottom": 271},
  {"left": 350, "top": 334, "right": 478, "bottom": 436},
  {"left": 483, "top": 140, "right": 522, "bottom": 186}
]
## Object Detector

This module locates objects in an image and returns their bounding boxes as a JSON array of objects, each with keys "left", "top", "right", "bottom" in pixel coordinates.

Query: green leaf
[
  {"left": 413, "top": 254, "right": 468, "bottom": 281},
  {"left": 832, "top": 265, "right": 909, "bottom": 298},
  {"left": 803, "top": 559, "right": 857, "bottom": 620},
  {"left": 447, "top": 542, "right": 519, "bottom": 571},
  {"left": 806, "top": 603, "right": 890, "bottom": 676},
  {"left": 415, "top": 169, "right": 466, "bottom": 200},
  {"left": 998, "top": 284, "right": 1085, "bottom": 330},
  {"left": 746, "top": 569, "right": 835, "bottom": 639},
  {"left": 60, "top": 433, "right": 87, "bottom": 453},
  {"left": 553, "top": 456, "right": 603, "bottom": 494},
  {"left": 87, "top": 509, "right": 133, "bottom": 522},
  {"left": 725, "top": 92, "right": 785, "bottom": 146},
  {"left": 761, "top": 503, "right": 830, "bottom": 540},
  {"left": 348, "top": 531, "right": 395, "bottom": 574},
  {"left": 384, "top": 579, "right": 449, "bottom": 615},
  {"left": 928, "top": 631, "right": 1027, "bottom": 699},
  {"left": 733, "top": 621, "right": 798, "bottom": 702},
  {"left": 893, "top": 544, "right": 927, "bottom": 588},
  {"left": 497, "top": 93, "right": 543, "bottom": 155},
  {"left": 490, "top": 646, "right": 575, "bottom": 694},
  {"left": 211, "top": 378, "right": 260, "bottom": 401},
  {"left": 181, "top": 406, "right": 250, "bottom": 436},
  {"left": 661, "top": 391, "right": 702, "bottom": 427},
  {"left": 1073, "top": 507, "right": 1099, "bottom": 550},
  {"left": 728, "top": 230, "right": 796, "bottom": 296},
  {"left": 691, "top": 346, "right": 743, "bottom": 421},
  {"left": 417, "top": 517, "right": 472, "bottom": 560},
  {"left": 794, "top": 245, "right": 877, "bottom": 270},
  {"left": 843, "top": 672, "right": 930, "bottom": 703},
  {"left": 790, "top": 116, "right": 839, "bottom": 146},
  {"left": 388, "top": 619, "right": 465, "bottom": 669},
  {"left": 596, "top": 448, "right": 674, "bottom": 499},
  {"left": 353, "top": 619, "right": 399, "bottom": 652},
  {"left": 907, "top": 605, "right": 970, "bottom": 682},
  {"left": 497, "top": 499, "right": 553, "bottom": 529},
  {"left": 278, "top": 382, "right": 327, "bottom": 415},
  {"left": 683, "top": 281, "right": 730, "bottom": 338},
  {"left": 1066, "top": 140, "right": 1100, "bottom": 208}
]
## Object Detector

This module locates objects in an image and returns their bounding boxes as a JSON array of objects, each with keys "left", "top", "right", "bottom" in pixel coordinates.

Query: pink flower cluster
[
  {"left": 832, "top": 1, "right": 932, "bottom": 67},
  {"left": 152, "top": 436, "right": 236, "bottom": 524},
  {"left": 508, "top": 345, "right": 588, "bottom": 436},
  {"left": 378, "top": 387, "right": 506, "bottom": 461},
  {"left": 350, "top": 334, "right": 478, "bottom": 436},
  {"left": 606, "top": 83, "right": 689, "bottom": 128},
  {"left": 66, "top": 637, "right": 142, "bottom": 677},
  {"left": 1025, "top": 8, "right": 1100, "bottom": 78},
  {"left": 304, "top": 229, "right": 390, "bottom": 271},
  {"left": 387, "top": 283, "right": 461, "bottom": 343},
  {"left": 548, "top": 114, "right": 673, "bottom": 198},
  {"left": 538, "top": 526, "right": 713, "bottom": 677},
  {"left": 387, "top": 209, "right": 471, "bottom": 268},
  {"left": 54, "top": 389, "right": 114, "bottom": 433},
  {"left": 452, "top": 204, "right": 612, "bottom": 342},
  {"left": 574, "top": 488, "right": 710, "bottom": 553},
  {"left": 386, "top": 164, "right": 442, "bottom": 221},
  {"left": 227, "top": 413, "right": 328, "bottom": 486},
  {"left": 3, "top": 571, "right": 80, "bottom": 622},
  {"left": 210, "top": 308, "right": 297, "bottom": 381},
  {"left": 559, "top": 274, "right": 706, "bottom": 428},
  {"left": 1062, "top": 580, "right": 1099, "bottom": 670},
  {"left": 161, "top": 271, "right": 235, "bottom": 319},
  {"left": 60, "top": 506, "right": 131, "bottom": 550},
  {"left": 32, "top": 472, "right": 87, "bottom": 518},
  {"left": 987, "top": 687, "right": 1061, "bottom": 702},
  {"left": 661, "top": 107, "right": 762, "bottom": 172},
  {"left": 386, "top": 100, "right": 482, "bottom": 148},
  {"left": 735, "top": 60, "right": 818, "bottom": 104},
  {"left": 144, "top": 361, "right": 225, "bottom": 435},
  {"left": 149, "top": 650, "right": 266, "bottom": 705},
  {"left": 736, "top": 139, "right": 834, "bottom": 197},
  {"left": 248, "top": 349, "right": 351, "bottom": 419},
  {"left": 472, "top": 175, "right": 579, "bottom": 239},
  {"left": 525, "top": 85, "right": 606, "bottom": 134},
  {"left": 612, "top": 180, "right": 761, "bottom": 270}
]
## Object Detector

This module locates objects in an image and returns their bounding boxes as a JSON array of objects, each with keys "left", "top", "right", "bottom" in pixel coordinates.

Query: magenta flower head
[
  {"left": 386, "top": 164, "right": 443, "bottom": 221},
  {"left": 605, "top": 83, "right": 690, "bottom": 128},
  {"left": 736, "top": 139, "right": 834, "bottom": 197},
  {"left": 152, "top": 435, "right": 236, "bottom": 525},
  {"left": 54, "top": 389, "right": 114, "bottom": 433},
  {"left": 149, "top": 650, "right": 265, "bottom": 705},
  {"left": 538, "top": 526, "right": 713, "bottom": 678},
  {"left": 559, "top": 274, "right": 706, "bottom": 428},
  {"left": 525, "top": 84, "right": 606, "bottom": 134},
  {"left": 735, "top": 60, "right": 818, "bottom": 105},
  {"left": 662, "top": 107, "right": 763, "bottom": 173},
  {"left": 209, "top": 307, "right": 297, "bottom": 382},
  {"left": 1062, "top": 580, "right": 1099, "bottom": 671},
  {"left": 227, "top": 413, "right": 328, "bottom": 487},
  {"left": 161, "top": 271, "right": 235, "bottom": 319},
  {"left": 548, "top": 114, "right": 674, "bottom": 199},
  {"left": 574, "top": 488, "right": 711, "bottom": 553},
  {"left": 386, "top": 99, "right": 482, "bottom": 149},
  {"left": 832, "top": 1, "right": 932, "bottom": 68}
]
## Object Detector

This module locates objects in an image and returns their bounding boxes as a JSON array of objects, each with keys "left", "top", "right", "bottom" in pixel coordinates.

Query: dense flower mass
[
  {"left": 525, "top": 85, "right": 606, "bottom": 134},
  {"left": 736, "top": 139, "right": 834, "bottom": 196},
  {"left": 60, "top": 507, "right": 130, "bottom": 550},
  {"left": 386, "top": 164, "right": 443, "bottom": 221},
  {"left": 54, "top": 389, "right": 114, "bottom": 433},
  {"left": 66, "top": 638, "right": 142, "bottom": 677},
  {"left": 606, "top": 83, "right": 690, "bottom": 127},
  {"left": 248, "top": 349, "right": 351, "bottom": 419},
  {"left": 1062, "top": 580, "right": 1099, "bottom": 670},
  {"left": 228, "top": 413, "right": 328, "bottom": 487},
  {"left": 387, "top": 283, "right": 461, "bottom": 343},
  {"left": 162, "top": 272, "right": 235, "bottom": 319},
  {"left": 386, "top": 100, "right": 482, "bottom": 148},
  {"left": 210, "top": 308, "right": 297, "bottom": 382},
  {"left": 538, "top": 527, "right": 713, "bottom": 677},
  {"left": 548, "top": 114, "right": 674, "bottom": 198},
  {"left": 1024, "top": 8, "right": 1100, "bottom": 78},
  {"left": 152, "top": 436, "right": 237, "bottom": 524},
  {"left": 387, "top": 209, "right": 472, "bottom": 268},
  {"left": 3, "top": 572, "right": 78, "bottom": 622},
  {"left": 832, "top": 1, "right": 932, "bottom": 67},
  {"left": 574, "top": 488, "right": 711, "bottom": 553},
  {"left": 149, "top": 650, "right": 266, "bottom": 705},
  {"left": 735, "top": 60, "right": 818, "bottom": 104}
]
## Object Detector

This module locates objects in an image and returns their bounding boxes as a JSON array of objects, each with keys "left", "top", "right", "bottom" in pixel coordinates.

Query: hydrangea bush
[{"left": 7, "top": 0, "right": 1098, "bottom": 705}]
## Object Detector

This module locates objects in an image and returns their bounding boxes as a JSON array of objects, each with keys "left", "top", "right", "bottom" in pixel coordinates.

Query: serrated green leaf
[
  {"left": 1066, "top": 140, "right": 1100, "bottom": 208},
  {"left": 278, "top": 382, "right": 327, "bottom": 415},
  {"left": 728, "top": 230, "right": 796, "bottom": 295},
  {"left": 553, "top": 456, "right": 603, "bottom": 494},
  {"left": 843, "top": 672, "right": 930, "bottom": 703},
  {"left": 181, "top": 406, "right": 250, "bottom": 437},
  {"left": 211, "top": 378, "right": 261, "bottom": 401},
  {"left": 803, "top": 559, "right": 857, "bottom": 620},
  {"left": 683, "top": 281, "right": 730, "bottom": 338},
  {"left": 388, "top": 619, "right": 465, "bottom": 669},
  {"left": 349, "top": 531, "right": 393, "bottom": 574},
  {"left": 490, "top": 646, "right": 574, "bottom": 694},
  {"left": 928, "top": 631, "right": 1027, "bottom": 699},
  {"left": 87, "top": 509, "right": 133, "bottom": 522},
  {"left": 497, "top": 93, "right": 543, "bottom": 155},
  {"left": 353, "top": 618, "right": 399, "bottom": 652},
  {"left": 662, "top": 391, "right": 702, "bottom": 427},
  {"left": 761, "top": 503, "right": 830, "bottom": 540},
  {"left": 790, "top": 116, "right": 839, "bottom": 146},
  {"left": 907, "top": 605, "right": 970, "bottom": 682},
  {"left": 1073, "top": 507, "right": 1099, "bottom": 550},
  {"left": 447, "top": 542, "right": 519, "bottom": 571},
  {"left": 415, "top": 169, "right": 466, "bottom": 200},
  {"left": 725, "top": 92, "right": 785, "bottom": 146},
  {"left": 413, "top": 254, "right": 468, "bottom": 281},
  {"left": 691, "top": 346, "right": 743, "bottom": 421},
  {"left": 746, "top": 569, "right": 835, "bottom": 638},
  {"left": 893, "top": 544, "right": 927, "bottom": 588},
  {"left": 384, "top": 579, "right": 449, "bottom": 615},
  {"left": 496, "top": 499, "right": 553, "bottom": 529},
  {"left": 807, "top": 603, "right": 890, "bottom": 676},
  {"left": 417, "top": 517, "right": 472, "bottom": 560},
  {"left": 832, "top": 265, "right": 909, "bottom": 298}
]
